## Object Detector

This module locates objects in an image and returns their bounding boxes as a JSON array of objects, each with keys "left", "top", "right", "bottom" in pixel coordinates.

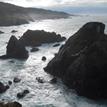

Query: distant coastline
[{"left": 0, "top": 2, "right": 70, "bottom": 26}]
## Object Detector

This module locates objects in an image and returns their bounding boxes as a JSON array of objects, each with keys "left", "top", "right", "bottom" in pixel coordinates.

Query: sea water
[{"left": 0, "top": 14, "right": 107, "bottom": 107}]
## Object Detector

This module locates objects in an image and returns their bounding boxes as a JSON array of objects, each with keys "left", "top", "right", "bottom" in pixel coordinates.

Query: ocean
[{"left": 0, "top": 14, "right": 107, "bottom": 107}]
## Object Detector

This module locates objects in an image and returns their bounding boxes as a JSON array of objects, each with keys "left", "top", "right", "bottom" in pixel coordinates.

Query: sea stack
[
  {"left": 44, "top": 22, "right": 107, "bottom": 100},
  {"left": 0, "top": 36, "right": 29, "bottom": 59}
]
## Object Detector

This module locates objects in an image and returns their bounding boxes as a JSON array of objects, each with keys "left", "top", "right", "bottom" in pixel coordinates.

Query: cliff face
[{"left": 0, "top": 2, "right": 70, "bottom": 26}]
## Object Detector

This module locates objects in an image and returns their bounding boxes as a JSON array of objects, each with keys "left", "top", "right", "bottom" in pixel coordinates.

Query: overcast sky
[
  {"left": 0, "top": 0, "right": 107, "bottom": 14},
  {"left": 0, "top": 0, "right": 107, "bottom": 7}
]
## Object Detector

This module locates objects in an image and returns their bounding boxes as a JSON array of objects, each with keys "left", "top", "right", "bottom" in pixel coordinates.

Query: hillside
[{"left": 0, "top": 2, "right": 70, "bottom": 26}]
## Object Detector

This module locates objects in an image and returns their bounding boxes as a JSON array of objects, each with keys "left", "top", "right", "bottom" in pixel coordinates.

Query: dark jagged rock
[
  {"left": 0, "top": 82, "right": 9, "bottom": 93},
  {"left": 0, "top": 36, "right": 29, "bottom": 59},
  {"left": 17, "top": 90, "right": 29, "bottom": 99},
  {"left": 0, "top": 101, "right": 22, "bottom": 107},
  {"left": 36, "top": 77, "right": 45, "bottom": 83},
  {"left": 42, "top": 56, "right": 46, "bottom": 61},
  {"left": 0, "top": 31, "right": 4, "bottom": 34},
  {"left": 53, "top": 43, "right": 60, "bottom": 47},
  {"left": 13, "top": 77, "right": 21, "bottom": 83},
  {"left": 11, "top": 30, "right": 18, "bottom": 33},
  {"left": 19, "top": 30, "right": 66, "bottom": 46},
  {"left": 8, "top": 81, "right": 12, "bottom": 85},
  {"left": 6, "top": 36, "right": 29, "bottom": 59},
  {"left": 44, "top": 22, "right": 107, "bottom": 99},
  {"left": 49, "top": 77, "right": 57, "bottom": 84},
  {"left": 30, "top": 47, "right": 39, "bottom": 52}
]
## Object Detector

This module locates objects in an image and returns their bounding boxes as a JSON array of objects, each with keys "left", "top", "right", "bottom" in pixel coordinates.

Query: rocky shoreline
[{"left": 1, "top": 22, "right": 107, "bottom": 106}]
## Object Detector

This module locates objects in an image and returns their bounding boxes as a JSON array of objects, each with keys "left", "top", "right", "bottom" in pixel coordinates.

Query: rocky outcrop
[
  {"left": 8, "top": 81, "right": 12, "bottom": 85},
  {"left": 0, "top": 31, "right": 4, "bottom": 34},
  {"left": 11, "top": 30, "right": 18, "bottom": 33},
  {"left": 0, "top": 82, "right": 9, "bottom": 93},
  {"left": 13, "top": 77, "right": 21, "bottom": 83},
  {"left": 53, "top": 43, "right": 60, "bottom": 47},
  {"left": 36, "top": 77, "right": 45, "bottom": 83},
  {"left": 0, "top": 102, "right": 22, "bottom": 107},
  {"left": 19, "top": 30, "right": 66, "bottom": 46},
  {"left": 0, "top": 36, "right": 29, "bottom": 59},
  {"left": 42, "top": 56, "right": 46, "bottom": 61},
  {"left": 0, "top": 30, "right": 65, "bottom": 60},
  {"left": 44, "top": 22, "right": 107, "bottom": 99},
  {"left": 49, "top": 77, "right": 57, "bottom": 84},
  {"left": 30, "top": 47, "right": 39, "bottom": 52},
  {"left": 17, "top": 90, "right": 29, "bottom": 99}
]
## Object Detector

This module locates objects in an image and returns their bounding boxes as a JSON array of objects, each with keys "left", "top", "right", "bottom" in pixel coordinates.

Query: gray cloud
[{"left": 0, "top": 0, "right": 107, "bottom": 7}]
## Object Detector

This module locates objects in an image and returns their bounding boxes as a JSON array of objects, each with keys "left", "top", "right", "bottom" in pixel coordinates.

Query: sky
[
  {"left": 0, "top": 0, "right": 107, "bottom": 14},
  {"left": 0, "top": 0, "right": 107, "bottom": 7}
]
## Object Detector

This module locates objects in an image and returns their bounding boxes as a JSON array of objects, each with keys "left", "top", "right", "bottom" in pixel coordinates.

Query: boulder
[
  {"left": 42, "top": 56, "right": 46, "bottom": 61},
  {"left": 0, "top": 101, "right": 22, "bottom": 107},
  {"left": 17, "top": 90, "right": 29, "bottom": 99},
  {"left": 11, "top": 30, "right": 18, "bottom": 33},
  {"left": 8, "top": 81, "right": 12, "bottom": 85},
  {"left": 19, "top": 30, "right": 66, "bottom": 46},
  {"left": 36, "top": 77, "right": 45, "bottom": 83},
  {"left": 44, "top": 22, "right": 107, "bottom": 99},
  {"left": 0, "top": 31, "right": 4, "bottom": 34},
  {"left": 53, "top": 43, "right": 60, "bottom": 47},
  {"left": 30, "top": 47, "right": 39, "bottom": 52},
  {"left": 13, "top": 77, "right": 21, "bottom": 83},
  {"left": 0, "top": 36, "right": 29, "bottom": 59},
  {"left": 0, "top": 82, "right": 9, "bottom": 93}
]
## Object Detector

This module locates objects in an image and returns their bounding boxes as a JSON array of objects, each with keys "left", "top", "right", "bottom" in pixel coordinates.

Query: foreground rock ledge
[
  {"left": 44, "top": 22, "right": 107, "bottom": 100},
  {"left": 19, "top": 30, "right": 66, "bottom": 46}
]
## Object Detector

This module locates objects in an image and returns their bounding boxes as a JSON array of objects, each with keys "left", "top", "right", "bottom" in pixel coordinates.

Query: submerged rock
[
  {"left": 53, "top": 43, "right": 60, "bottom": 47},
  {"left": 17, "top": 89, "right": 29, "bottom": 99},
  {"left": 30, "top": 47, "right": 39, "bottom": 52},
  {"left": 0, "top": 82, "right": 9, "bottom": 93},
  {"left": 0, "top": 36, "right": 29, "bottom": 59},
  {"left": 0, "top": 31, "right": 4, "bottom": 34},
  {"left": 44, "top": 22, "right": 107, "bottom": 99},
  {"left": 36, "top": 77, "right": 45, "bottom": 83},
  {"left": 19, "top": 30, "right": 66, "bottom": 46},
  {"left": 9, "top": 60, "right": 15, "bottom": 63},
  {"left": 11, "top": 30, "right": 18, "bottom": 33},
  {"left": 13, "top": 77, "right": 21, "bottom": 83},
  {"left": 42, "top": 56, "right": 46, "bottom": 61},
  {"left": 8, "top": 81, "right": 12, "bottom": 85},
  {"left": 0, "top": 101, "right": 22, "bottom": 107}
]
